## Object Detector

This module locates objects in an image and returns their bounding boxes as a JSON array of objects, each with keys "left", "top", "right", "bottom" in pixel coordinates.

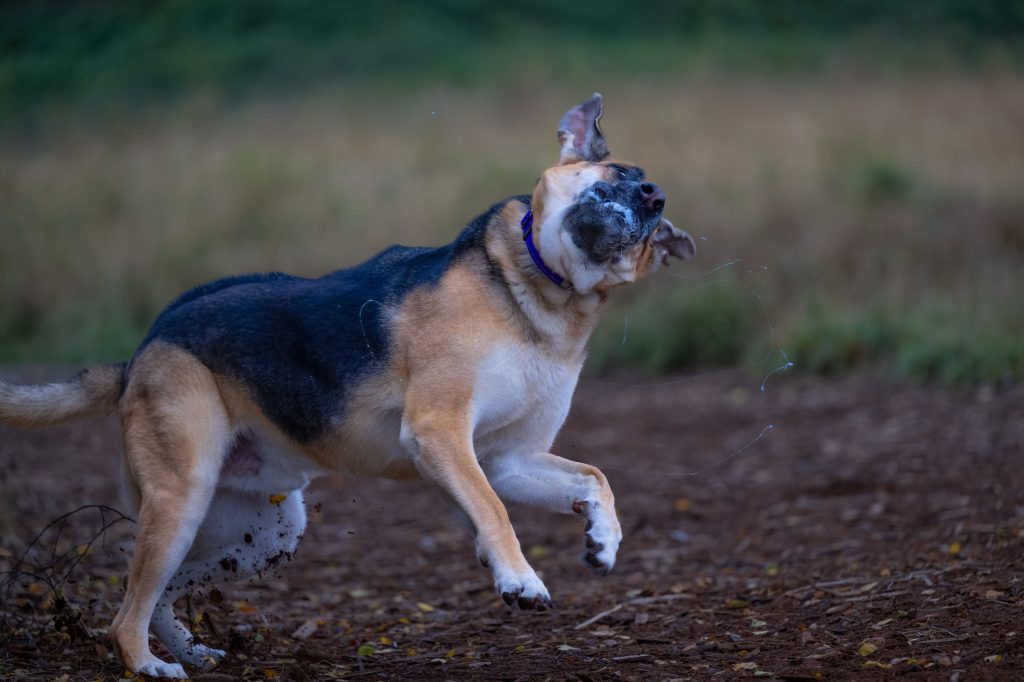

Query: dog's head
[{"left": 529, "top": 93, "right": 695, "bottom": 293}]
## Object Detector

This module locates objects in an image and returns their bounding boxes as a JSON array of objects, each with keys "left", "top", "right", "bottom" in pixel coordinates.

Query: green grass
[
  {"left": 1, "top": 4, "right": 1022, "bottom": 385},
  {"left": 2, "top": 0, "right": 1023, "bottom": 124},
  {"left": 787, "top": 304, "right": 1024, "bottom": 384}
]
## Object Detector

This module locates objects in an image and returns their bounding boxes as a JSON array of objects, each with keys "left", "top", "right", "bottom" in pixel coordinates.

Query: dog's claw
[
  {"left": 574, "top": 497, "right": 621, "bottom": 574},
  {"left": 190, "top": 644, "right": 227, "bottom": 671},
  {"left": 584, "top": 551, "right": 610, "bottom": 575},
  {"left": 517, "top": 594, "right": 550, "bottom": 611},
  {"left": 496, "top": 571, "right": 550, "bottom": 611}
]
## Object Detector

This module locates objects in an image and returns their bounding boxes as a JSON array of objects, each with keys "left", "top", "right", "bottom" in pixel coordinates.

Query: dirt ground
[{"left": 1, "top": 370, "right": 1022, "bottom": 681}]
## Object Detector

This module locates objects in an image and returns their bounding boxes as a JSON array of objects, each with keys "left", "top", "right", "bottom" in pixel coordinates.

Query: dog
[{"left": 0, "top": 93, "right": 695, "bottom": 678}]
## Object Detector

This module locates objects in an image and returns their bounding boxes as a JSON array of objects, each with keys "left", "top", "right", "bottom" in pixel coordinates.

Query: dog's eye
[{"left": 608, "top": 164, "right": 630, "bottom": 180}]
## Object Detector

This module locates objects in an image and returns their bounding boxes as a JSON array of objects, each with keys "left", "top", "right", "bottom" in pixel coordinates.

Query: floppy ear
[
  {"left": 558, "top": 93, "right": 610, "bottom": 164},
  {"left": 652, "top": 218, "right": 696, "bottom": 265}
]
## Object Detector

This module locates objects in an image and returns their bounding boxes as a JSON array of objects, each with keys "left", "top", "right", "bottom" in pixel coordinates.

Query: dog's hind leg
[
  {"left": 109, "top": 344, "right": 231, "bottom": 679},
  {"left": 150, "top": 487, "right": 306, "bottom": 669}
]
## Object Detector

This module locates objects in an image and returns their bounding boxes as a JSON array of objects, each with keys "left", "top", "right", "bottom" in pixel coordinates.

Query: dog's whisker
[
  {"left": 760, "top": 349, "right": 795, "bottom": 392},
  {"left": 358, "top": 298, "right": 384, "bottom": 366},
  {"left": 665, "top": 257, "right": 768, "bottom": 280}
]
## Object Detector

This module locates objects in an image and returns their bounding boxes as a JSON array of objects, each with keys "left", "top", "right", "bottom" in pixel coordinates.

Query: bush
[
  {"left": 588, "top": 284, "right": 759, "bottom": 374},
  {"left": 788, "top": 303, "right": 1023, "bottom": 384}
]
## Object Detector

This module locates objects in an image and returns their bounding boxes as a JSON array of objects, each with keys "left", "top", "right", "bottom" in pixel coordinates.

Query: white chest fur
[{"left": 471, "top": 342, "right": 582, "bottom": 458}]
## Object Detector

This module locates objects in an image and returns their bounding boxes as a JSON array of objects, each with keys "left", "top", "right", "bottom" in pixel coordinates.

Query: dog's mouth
[{"left": 565, "top": 180, "right": 665, "bottom": 263}]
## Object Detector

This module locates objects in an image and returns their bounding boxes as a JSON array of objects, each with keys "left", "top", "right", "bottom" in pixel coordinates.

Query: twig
[
  {"left": 575, "top": 604, "right": 623, "bottom": 630},
  {"left": 628, "top": 594, "right": 695, "bottom": 605},
  {"left": 2, "top": 504, "right": 133, "bottom": 601},
  {"left": 838, "top": 590, "right": 909, "bottom": 603},
  {"left": 907, "top": 635, "right": 971, "bottom": 645},
  {"left": 0, "top": 504, "right": 133, "bottom": 647},
  {"left": 783, "top": 577, "right": 874, "bottom": 598},
  {"left": 813, "top": 577, "right": 873, "bottom": 588}
]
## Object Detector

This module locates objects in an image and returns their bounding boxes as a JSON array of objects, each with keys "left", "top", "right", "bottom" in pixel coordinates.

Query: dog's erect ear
[
  {"left": 652, "top": 218, "right": 696, "bottom": 265},
  {"left": 558, "top": 93, "right": 610, "bottom": 164}
]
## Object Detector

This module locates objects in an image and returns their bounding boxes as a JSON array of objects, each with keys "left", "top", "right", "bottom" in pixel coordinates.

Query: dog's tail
[{"left": 0, "top": 363, "right": 126, "bottom": 427}]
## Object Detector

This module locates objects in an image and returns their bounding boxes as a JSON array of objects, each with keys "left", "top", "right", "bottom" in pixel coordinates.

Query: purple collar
[{"left": 521, "top": 210, "right": 572, "bottom": 289}]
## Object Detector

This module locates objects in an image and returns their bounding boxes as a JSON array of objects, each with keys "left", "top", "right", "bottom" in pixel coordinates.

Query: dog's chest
[{"left": 472, "top": 342, "right": 581, "bottom": 451}]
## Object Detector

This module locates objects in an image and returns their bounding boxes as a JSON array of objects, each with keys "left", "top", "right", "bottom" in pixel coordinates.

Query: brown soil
[{"left": 1, "top": 371, "right": 1022, "bottom": 681}]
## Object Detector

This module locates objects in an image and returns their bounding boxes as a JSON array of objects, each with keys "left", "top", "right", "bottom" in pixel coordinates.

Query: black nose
[{"left": 641, "top": 182, "right": 665, "bottom": 212}]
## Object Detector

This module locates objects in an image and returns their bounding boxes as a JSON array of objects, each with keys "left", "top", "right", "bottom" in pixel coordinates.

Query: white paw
[
  {"left": 180, "top": 643, "right": 227, "bottom": 670},
  {"left": 573, "top": 499, "right": 622, "bottom": 575},
  {"left": 493, "top": 565, "right": 552, "bottom": 610},
  {"left": 136, "top": 659, "right": 187, "bottom": 679},
  {"left": 194, "top": 643, "right": 227, "bottom": 660}
]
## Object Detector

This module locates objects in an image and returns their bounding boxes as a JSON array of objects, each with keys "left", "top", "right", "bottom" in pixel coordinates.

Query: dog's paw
[
  {"left": 136, "top": 659, "right": 187, "bottom": 679},
  {"left": 182, "top": 643, "right": 227, "bottom": 671},
  {"left": 572, "top": 499, "right": 622, "bottom": 575},
  {"left": 494, "top": 568, "right": 552, "bottom": 611}
]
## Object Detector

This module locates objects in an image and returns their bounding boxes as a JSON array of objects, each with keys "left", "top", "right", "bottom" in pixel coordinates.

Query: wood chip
[
  {"left": 574, "top": 604, "right": 624, "bottom": 630},
  {"left": 290, "top": 618, "right": 320, "bottom": 640}
]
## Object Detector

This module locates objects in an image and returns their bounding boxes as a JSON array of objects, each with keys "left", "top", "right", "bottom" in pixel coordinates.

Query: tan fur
[
  {"left": 0, "top": 363, "right": 124, "bottom": 427},
  {"left": 631, "top": 238, "right": 660, "bottom": 280}
]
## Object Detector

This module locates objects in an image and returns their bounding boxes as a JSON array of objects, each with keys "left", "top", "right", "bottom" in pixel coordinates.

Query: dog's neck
[
  {"left": 520, "top": 210, "right": 571, "bottom": 290},
  {"left": 484, "top": 200, "right": 606, "bottom": 357}
]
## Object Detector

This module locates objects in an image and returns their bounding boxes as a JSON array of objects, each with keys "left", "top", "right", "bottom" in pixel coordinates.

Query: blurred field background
[{"left": 1, "top": 0, "right": 1022, "bottom": 383}]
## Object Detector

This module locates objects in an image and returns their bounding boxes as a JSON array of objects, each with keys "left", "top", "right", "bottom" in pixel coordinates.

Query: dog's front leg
[
  {"left": 483, "top": 452, "right": 622, "bottom": 574},
  {"left": 400, "top": 408, "right": 552, "bottom": 610}
]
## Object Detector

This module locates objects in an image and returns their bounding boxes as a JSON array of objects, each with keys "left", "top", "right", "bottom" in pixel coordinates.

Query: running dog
[{"left": 0, "top": 93, "right": 695, "bottom": 677}]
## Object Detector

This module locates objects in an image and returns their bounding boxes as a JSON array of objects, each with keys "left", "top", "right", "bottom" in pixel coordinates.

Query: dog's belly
[
  {"left": 218, "top": 431, "right": 322, "bottom": 494},
  {"left": 219, "top": 407, "right": 417, "bottom": 490}
]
